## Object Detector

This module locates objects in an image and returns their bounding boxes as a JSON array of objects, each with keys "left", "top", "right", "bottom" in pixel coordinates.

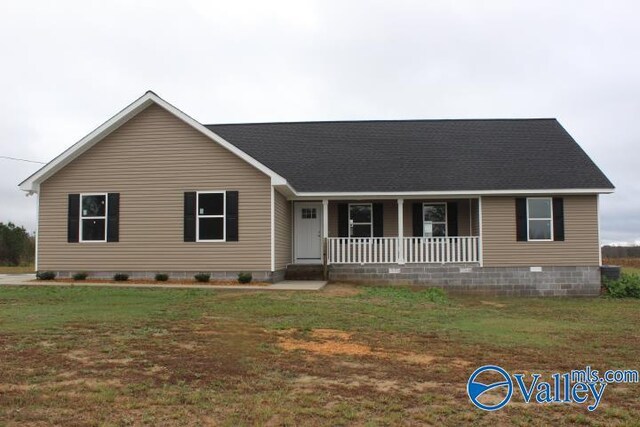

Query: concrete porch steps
[{"left": 285, "top": 264, "right": 325, "bottom": 281}]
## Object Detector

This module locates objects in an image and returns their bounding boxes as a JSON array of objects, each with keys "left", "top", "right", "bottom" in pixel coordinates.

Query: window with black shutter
[
  {"left": 186, "top": 191, "right": 238, "bottom": 242},
  {"left": 516, "top": 197, "right": 565, "bottom": 242},
  {"left": 69, "top": 193, "right": 120, "bottom": 243}
]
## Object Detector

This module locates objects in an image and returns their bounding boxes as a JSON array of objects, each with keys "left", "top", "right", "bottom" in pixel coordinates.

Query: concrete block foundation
[{"left": 328, "top": 264, "right": 601, "bottom": 296}]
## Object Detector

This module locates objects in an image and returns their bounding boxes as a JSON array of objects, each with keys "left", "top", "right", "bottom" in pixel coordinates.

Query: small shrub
[
  {"left": 238, "top": 272, "right": 252, "bottom": 284},
  {"left": 36, "top": 271, "right": 56, "bottom": 280},
  {"left": 155, "top": 273, "right": 169, "bottom": 282},
  {"left": 72, "top": 272, "right": 88, "bottom": 281},
  {"left": 113, "top": 273, "right": 129, "bottom": 282},
  {"left": 603, "top": 273, "right": 640, "bottom": 298},
  {"left": 194, "top": 273, "right": 210, "bottom": 283}
]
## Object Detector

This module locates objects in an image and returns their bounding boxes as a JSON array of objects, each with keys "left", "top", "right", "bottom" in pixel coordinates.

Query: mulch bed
[{"left": 32, "top": 278, "right": 268, "bottom": 286}]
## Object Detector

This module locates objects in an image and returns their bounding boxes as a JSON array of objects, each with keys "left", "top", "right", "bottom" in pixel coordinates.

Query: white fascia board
[
  {"left": 289, "top": 188, "right": 614, "bottom": 200},
  {"left": 19, "top": 91, "right": 288, "bottom": 193}
]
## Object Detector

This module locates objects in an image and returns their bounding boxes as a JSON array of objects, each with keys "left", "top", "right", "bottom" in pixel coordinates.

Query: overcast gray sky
[{"left": 1, "top": 0, "right": 638, "bottom": 244}]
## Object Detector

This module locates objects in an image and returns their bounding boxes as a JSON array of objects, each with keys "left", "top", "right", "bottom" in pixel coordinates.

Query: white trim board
[
  {"left": 270, "top": 186, "right": 275, "bottom": 271},
  {"left": 19, "top": 91, "right": 290, "bottom": 193},
  {"left": 290, "top": 188, "right": 614, "bottom": 199}
]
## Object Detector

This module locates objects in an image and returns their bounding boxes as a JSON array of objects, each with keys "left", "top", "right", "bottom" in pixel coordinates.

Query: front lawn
[{"left": 0, "top": 285, "right": 638, "bottom": 425}]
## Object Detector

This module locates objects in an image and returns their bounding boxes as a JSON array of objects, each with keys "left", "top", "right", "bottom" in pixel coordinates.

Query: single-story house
[{"left": 19, "top": 91, "right": 614, "bottom": 295}]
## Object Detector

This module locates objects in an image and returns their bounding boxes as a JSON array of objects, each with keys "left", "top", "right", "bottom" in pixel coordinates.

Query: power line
[{"left": 0, "top": 155, "right": 46, "bottom": 165}]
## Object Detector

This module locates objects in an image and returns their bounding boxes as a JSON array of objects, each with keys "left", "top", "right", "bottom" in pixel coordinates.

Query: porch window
[
  {"left": 349, "top": 203, "right": 372, "bottom": 237},
  {"left": 527, "top": 197, "right": 552, "bottom": 241},
  {"left": 197, "top": 191, "right": 226, "bottom": 241},
  {"left": 80, "top": 194, "right": 107, "bottom": 242},
  {"left": 423, "top": 203, "right": 447, "bottom": 237}
]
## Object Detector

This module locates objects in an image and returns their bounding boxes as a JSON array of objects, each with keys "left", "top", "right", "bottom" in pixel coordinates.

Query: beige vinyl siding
[
  {"left": 481, "top": 195, "right": 600, "bottom": 266},
  {"left": 38, "top": 104, "right": 272, "bottom": 272},
  {"left": 274, "top": 190, "right": 292, "bottom": 270}
]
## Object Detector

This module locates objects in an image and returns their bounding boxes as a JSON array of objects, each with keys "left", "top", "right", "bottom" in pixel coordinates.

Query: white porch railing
[
  {"left": 403, "top": 237, "right": 479, "bottom": 264},
  {"left": 327, "top": 236, "right": 480, "bottom": 264},
  {"left": 327, "top": 237, "right": 400, "bottom": 264}
]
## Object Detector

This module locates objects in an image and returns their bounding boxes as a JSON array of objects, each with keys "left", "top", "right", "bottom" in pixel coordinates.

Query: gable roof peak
[{"left": 19, "top": 91, "right": 288, "bottom": 193}]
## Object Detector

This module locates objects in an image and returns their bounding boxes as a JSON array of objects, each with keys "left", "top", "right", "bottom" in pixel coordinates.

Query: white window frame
[
  {"left": 79, "top": 193, "right": 108, "bottom": 243},
  {"left": 196, "top": 190, "right": 226, "bottom": 242},
  {"left": 422, "top": 202, "right": 448, "bottom": 237},
  {"left": 526, "top": 197, "right": 554, "bottom": 242},
  {"left": 348, "top": 203, "right": 373, "bottom": 238}
]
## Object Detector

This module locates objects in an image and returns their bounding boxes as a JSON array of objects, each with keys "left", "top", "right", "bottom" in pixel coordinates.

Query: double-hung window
[
  {"left": 423, "top": 203, "right": 447, "bottom": 237},
  {"left": 80, "top": 194, "right": 107, "bottom": 242},
  {"left": 349, "top": 203, "right": 372, "bottom": 237},
  {"left": 197, "top": 191, "right": 226, "bottom": 241},
  {"left": 527, "top": 197, "right": 553, "bottom": 241}
]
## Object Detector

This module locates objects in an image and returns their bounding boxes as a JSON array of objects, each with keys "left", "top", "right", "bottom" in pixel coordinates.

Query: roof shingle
[{"left": 205, "top": 119, "right": 613, "bottom": 193}]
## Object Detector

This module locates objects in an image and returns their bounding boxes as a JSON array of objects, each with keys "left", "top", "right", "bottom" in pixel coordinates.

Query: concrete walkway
[{"left": 0, "top": 274, "right": 326, "bottom": 291}]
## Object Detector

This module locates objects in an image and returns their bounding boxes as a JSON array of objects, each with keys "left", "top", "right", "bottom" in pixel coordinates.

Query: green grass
[
  {"left": 0, "top": 264, "right": 34, "bottom": 274},
  {"left": 0, "top": 285, "right": 638, "bottom": 425},
  {"left": 623, "top": 266, "right": 640, "bottom": 275}
]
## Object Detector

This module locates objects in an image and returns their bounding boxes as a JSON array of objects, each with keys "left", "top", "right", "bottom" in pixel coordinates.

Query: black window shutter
[
  {"left": 184, "top": 192, "right": 196, "bottom": 242},
  {"left": 107, "top": 193, "right": 120, "bottom": 242},
  {"left": 553, "top": 197, "right": 565, "bottom": 241},
  {"left": 373, "top": 203, "right": 384, "bottom": 237},
  {"left": 337, "top": 203, "right": 348, "bottom": 237},
  {"left": 412, "top": 202, "right": 423, "bottom": 237},
  {"left": 447, "top": 202, "right": 458, "bottom": 237},
  {"left": 515, "top": 198, "right": 527, "bottom": 241},
  {"left": 68, "top": 194, "right": 80, "bottom": 243},
  {"left": 226, "top": 191, "right": 239, "bottom": 241}
]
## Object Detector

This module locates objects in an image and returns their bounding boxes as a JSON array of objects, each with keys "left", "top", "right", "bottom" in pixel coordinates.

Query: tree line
[
  {"left": 0, "top": 222, "right": 35, "bottom": 266},
  {"left": 602, "top": 245, "right": 640, "bottom": 258}
]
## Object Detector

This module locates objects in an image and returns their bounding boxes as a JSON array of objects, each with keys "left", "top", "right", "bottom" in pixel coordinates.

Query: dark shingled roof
[{"left": 205, "top": 119, "right": 614, "bottom": 193}]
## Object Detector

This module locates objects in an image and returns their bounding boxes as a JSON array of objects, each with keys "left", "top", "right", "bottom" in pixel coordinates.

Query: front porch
[{"left": 292, "top": 198, "right": 482, "bottom": 266}]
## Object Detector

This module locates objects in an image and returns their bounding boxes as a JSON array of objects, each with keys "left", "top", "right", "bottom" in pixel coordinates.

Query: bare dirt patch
[
  {"left": 294, "top": 374, "right": 452, "bottom": 395},
  {"left": 64, "top": 349, "right": 95, "bottom": 365},
  {"left": 279, "top": 336, "right": 374, "bottom": 356},
  {"left": 310, "top": 328, "right": 353, "bottom": 340},
  {"left": 320, "top": 283, "right": 364, "bottom": 297},
  {"left": 276, "top": 328, "right": 469, "bottom": 368},
  {"left": 480, "top": 300, "right": 507, "bottom": 308}
]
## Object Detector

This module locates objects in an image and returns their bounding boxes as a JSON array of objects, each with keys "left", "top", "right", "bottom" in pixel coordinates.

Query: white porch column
[
  {"left": 397, "top": 198, "right": 405, "bottom": 264},
  {"left": 322, "top": 199, "right": 329, "bottom": 239},
  {"left": 322, "top": 199, "right": 329, "bottom": 266}
]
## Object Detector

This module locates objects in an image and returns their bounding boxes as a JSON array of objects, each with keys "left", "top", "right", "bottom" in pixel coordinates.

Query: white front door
[{"left": 294, "top": 202, "right": 323, "bottom": 264}]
